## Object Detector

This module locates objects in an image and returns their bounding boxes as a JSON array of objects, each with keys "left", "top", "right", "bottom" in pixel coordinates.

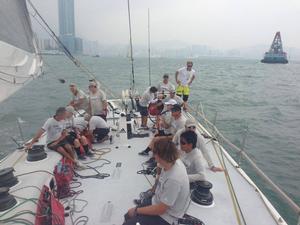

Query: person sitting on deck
[
  {"left": 139, "top": 104, "right": 186, "bottom": 168},
  {"left": 84, "top": 114, "right": 110, "bottom": 143},
  {"left": 123, "top": 139, "right": 190, "bottom": 225},
  {"left": 88, "top": 81, "right": 108, "bottom": 121},
  {"left": 64, "top": 106, "right": 93, "bottom": 159},
  {"left": 179, "top": 130, "right": 206, "bottom": 185},
  {"left": 162, "top": 87, "right": 184, "bottom": 107},
  {"left": 157, "top": 73, "right": 175, "bottom": 98},
  {"left": 173, "top": 119, "right": 223, "bottom": 172},
  {"left": 137, "top": 86, "right": 158, "bottom": 128},
  {"left": 155, "top": 99, "right": 177, "bottom": 137},
  {"left": 26, "top": 107, "right": 79, "bottom": 166},
  {"left": 69, "top": 83, "right": 88, "bottom": 111}
]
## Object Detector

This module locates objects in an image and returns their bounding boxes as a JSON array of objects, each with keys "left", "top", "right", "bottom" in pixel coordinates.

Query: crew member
[
  {"left": 123, "top": 139, "right": 190, "bottom": 225},
  {"left": 175, "top": 61, "right": 196, "bottom": 110}
]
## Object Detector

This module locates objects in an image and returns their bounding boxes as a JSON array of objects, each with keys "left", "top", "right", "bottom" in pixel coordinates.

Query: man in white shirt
[
  {"left": 157, "top": 74, "right": 175, "bottom": 97},
  {"left": 138, "top": 86, "right": 158, "bottom": 128},
  {"left": 139, "top": 104, "right": 186, "bottom": 159},
  {"left": 64, "top": 106, "right": 93, "bottom": 159},
  {"left": 85, "top": 115, "right": 110, "bottom": 143},
  {"left": 69, "top": 83, "right": 88, "bottom": 111},
  {"left": 173, "top": 119, "right": 223, "bottom": 172},
  {"left": 180, "top": 130, "right": 206, "bottom": 183},
  {"left": 26, "top": 107, "right": 76, "bottom": 164},
  {"left": 175, "top": 61, "right": 196, "bottom": 110},
  {"left": 88, "top": 81, "right": 108, "bottom": 120},
  {"left": 163, "top": 88, "right": 184, "bottom": 108}
]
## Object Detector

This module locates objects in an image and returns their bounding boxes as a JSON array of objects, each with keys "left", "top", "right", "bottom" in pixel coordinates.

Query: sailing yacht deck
[{"left": 0, "top": 102, "right": 287, "bottom": 225}]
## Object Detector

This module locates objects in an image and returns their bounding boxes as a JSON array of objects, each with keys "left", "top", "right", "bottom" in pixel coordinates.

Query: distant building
[{"left": 58, "top": 0, "right": 82, "bottom": 54}]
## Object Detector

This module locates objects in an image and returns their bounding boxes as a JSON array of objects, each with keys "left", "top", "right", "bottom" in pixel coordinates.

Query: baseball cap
[
  {"left": 171, "top": 104, "right": 181, "bottom": 112},
  {"left": 185, "top": 119, "right": 197, "bottom": 127},
  {"left": 65, "top": 105, "right": 75, "bottom": 114},
  {"left": 164, "top": 99, "right": 177, "bottom": 105}
]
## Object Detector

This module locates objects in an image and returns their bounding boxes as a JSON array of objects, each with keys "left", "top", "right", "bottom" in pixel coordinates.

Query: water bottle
[
  {"left": 100, "top": 201, "right": 113, "bottom": 222},
  {"left": 111, "top": 167, "right": 121, "bottom": 180},
  {"left": 57, "top": 161, "right": 62, "bottom": 173}
]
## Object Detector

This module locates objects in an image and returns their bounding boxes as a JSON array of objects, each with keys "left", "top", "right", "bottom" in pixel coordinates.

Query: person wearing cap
[
  {"left": 84, "top": 114, "right": 110, "bottom": 143},
  {"left": 88, "top": 81, "right": 108, "bottom": 121},
  {"left": 64, "top": 106, "right": 93, "bottom": 159},
  {"left": 157, "top": 74, "right": 175, "bottom": 97},
  {"left": 69, "top": 83, "right": 88, "bottom": 111},
  {"left": 175, "top": 61, "right": 196, "bottom": 110},
  {"left": 26, "top": 107, "right": 77, "bottom": 165},
  {"left": 179, "top": 130, "right": 206, "bottom": 183},
  {"left": 139, "top": 104, "right": 186, "bottom": 158},
  {"left": 173, "top": 119, "right": 223, "bottom": 172},
  {"left": 155, "top": 99, "right": 177, "bottom": 137},
  {"left": 162, "top": 88, "right": 183, "bottom": 106},
  {"left": 138, "top": 86, "right": 158, "bottom": 128}
]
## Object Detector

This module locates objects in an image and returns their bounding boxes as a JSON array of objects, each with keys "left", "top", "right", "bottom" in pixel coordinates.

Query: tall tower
[{"left": 58, "top": 0, "right": 76, "bottom": 53}]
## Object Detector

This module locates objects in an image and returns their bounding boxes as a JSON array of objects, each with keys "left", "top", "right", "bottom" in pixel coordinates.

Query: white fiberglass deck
[{"left": 0, "top": 104, "right": 287, "bottom": 225}]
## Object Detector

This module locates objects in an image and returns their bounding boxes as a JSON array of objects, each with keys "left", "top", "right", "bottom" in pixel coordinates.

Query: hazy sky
[{"left": 31, "top": 0, "right": 300, "bottom": 49}]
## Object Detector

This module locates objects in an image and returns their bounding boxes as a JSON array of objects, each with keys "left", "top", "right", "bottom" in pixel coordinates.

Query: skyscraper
[{"left": 58, "top": 0, "right": 76, "bottom": 53}]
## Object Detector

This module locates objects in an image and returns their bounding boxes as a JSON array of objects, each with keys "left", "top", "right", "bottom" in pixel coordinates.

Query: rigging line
[
  {"left": 127, "top": 0, "right": 135, "bottom": 91},
  {"left": 27, "top": 0, "right": 118, "bottom": 99},
  {"left": 189, "top": 107, "right": 247, "bottom": 225},
  {"left": 213, "top": 140, "right": 247, "bottom": 225},
  {"left": 0, "top": 70, "right": 34, "bottom": 79},
  {"left": 148, "top": 8, "right": 151, "bottom": 86},
  {"left": 0, "top": 76, "right": 31, "bottom": 85}
]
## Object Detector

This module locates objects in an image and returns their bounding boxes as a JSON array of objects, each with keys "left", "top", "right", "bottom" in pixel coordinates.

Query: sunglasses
[
  {"left": 180, "top": 140, "right": 188, "bottom": 145},
  {"left": 187, "top": 126, "right": 196, "bottom": 129},
  {"left": 89, "top": 85, "right": 96, "bottom": 88}
]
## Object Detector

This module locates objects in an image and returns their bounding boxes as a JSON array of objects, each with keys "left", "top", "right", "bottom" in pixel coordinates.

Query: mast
[
  {"left": 148, "top": 8, "right": 151, "bottom": 86},
  {"left": 127, "top": 0, "right": 135, "bottom": 92}
]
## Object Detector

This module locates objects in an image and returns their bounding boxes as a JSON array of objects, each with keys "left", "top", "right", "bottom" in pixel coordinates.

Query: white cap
[
  {"left": 164, "top": 99, "right": 177, "bottom": 105},
  {"left": 185, "top": 118, "right": 197, "bottom": 127},
  {"left": 65, "top": 105, "right": 75, "bottom": 114}
]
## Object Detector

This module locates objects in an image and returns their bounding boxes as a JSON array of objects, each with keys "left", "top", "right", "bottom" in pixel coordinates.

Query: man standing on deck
[
  {"left": 88, "top": 81, "right": 108, "bottom": 121},
  {"left": 69, "top": 83, "right": 88, "bottom": 111},
  {"left": 175, "top": 61, "right": 196, "bottom": 110}
]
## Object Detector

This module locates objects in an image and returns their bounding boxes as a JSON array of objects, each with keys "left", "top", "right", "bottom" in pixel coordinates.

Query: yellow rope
[
  {"left": 212, "top": 140, "right": 244, "bottom": 225},
  {"left": 190, "top": 105, "right": 245, "bottom": 225}
]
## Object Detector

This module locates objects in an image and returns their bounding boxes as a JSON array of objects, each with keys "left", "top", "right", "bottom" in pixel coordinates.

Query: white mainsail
[{"left": 0, "top": 0, "right": 42, "bottom": 103}]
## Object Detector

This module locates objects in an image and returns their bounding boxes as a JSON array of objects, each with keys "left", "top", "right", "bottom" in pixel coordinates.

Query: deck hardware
[
  {"left": 0, "top": 187, "right": 17, "bottom": 212},
  {"left": 0, "top": 167, "right": 18, "bottom": 188},
  {"left": 191, "top": 181, "right": 214, "bottom": 206},
  {"left": 27, "top": 145, "right": 47, "bottom": 162}
]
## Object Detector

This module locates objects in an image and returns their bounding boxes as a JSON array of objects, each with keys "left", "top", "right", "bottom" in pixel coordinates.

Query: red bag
[
  {"left": 51, "top": 193, "right": 65, "bottom": 225},
  {"left": 35, "top": 185, "right": 65, "bottom": 225},
  {"left": 54, "top": 159, "right": 74, "bottom": 199}
]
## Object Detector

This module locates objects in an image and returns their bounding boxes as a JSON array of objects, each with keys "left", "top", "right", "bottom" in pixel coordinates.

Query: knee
[{"left": 73, "top": 139, "right": 80, "bottom": 147}]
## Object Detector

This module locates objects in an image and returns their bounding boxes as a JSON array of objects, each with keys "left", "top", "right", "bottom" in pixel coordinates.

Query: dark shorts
[
  {"left": 123, "top": 215, "right": 169, "bottom": 225},
  {"left": 66, "top": 131, "right": 77, "bottom": 145},
  {"left": 93, "top": 128, "right": 110, "bottom": 141},
  {"left": 47, "top": 139, "right": 69, "bottom": 151},
  {"left": 155, "top": 130, "right": 172, "bottom": 137},
  {"left": 95, "top": 114, "right": 107, "bottom": 121},
  {"left": 177, "top": 94, "right": 189, "bottom": 102},
  {"left": 138, "top": 105, "right": 148, "bottom": 116}
]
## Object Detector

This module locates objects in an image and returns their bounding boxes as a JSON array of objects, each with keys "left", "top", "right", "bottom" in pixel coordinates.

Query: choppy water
[{"left": 0, "top": 55, "right": 299, "bottom": 224}]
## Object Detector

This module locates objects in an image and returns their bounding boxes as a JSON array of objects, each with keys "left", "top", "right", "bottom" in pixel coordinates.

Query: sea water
[{"left": 0, "top": 55, "right": 299, "bottom": 224}]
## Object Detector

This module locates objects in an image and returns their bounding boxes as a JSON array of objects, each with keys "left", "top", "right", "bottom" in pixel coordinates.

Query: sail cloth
[{"left": 0, "top": 0, "right": 42, "bottom": 103}]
